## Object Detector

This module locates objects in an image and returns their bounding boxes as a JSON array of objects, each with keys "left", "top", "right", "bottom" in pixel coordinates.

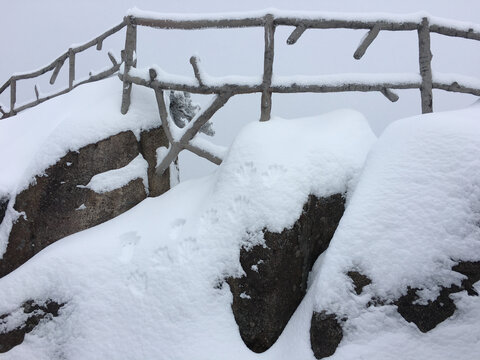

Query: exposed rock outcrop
[
  {"left": 0, "top": 299, "right": 64, "bottom": 353},
  {"left": 310, "top": 311, "right": 344, "bottom": 360},
  {"left": 227, "top": 193, "right": 345, "bottom": 353},
  {"left": 395, "top": 261, "right": 480, "bottom": 333},
  {"left": 0, "top": 126, "right": 170, "bottom": 278}
]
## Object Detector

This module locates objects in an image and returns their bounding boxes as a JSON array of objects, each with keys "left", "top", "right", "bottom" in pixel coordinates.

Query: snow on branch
[{"left": 154, "top": 90, "right": 233, "bottom": 175}]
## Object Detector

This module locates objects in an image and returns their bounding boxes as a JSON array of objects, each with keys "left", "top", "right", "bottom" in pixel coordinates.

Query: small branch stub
[
  {"left": 96, "top": 39, "right": 103, "bottom": 51},
  {"left": 49, "top": 59, "right": 65, "bottom": 85},
  {"left": 354, "top": 23, "right": 381, "bottom": 60},
  {"left": 34, "top": 85, "right": 40, "bottom": 101},
  {"left": 190, "top": 56, "right": 205, "bottom": 87},
  {"left": 108, "top": 52, "right": 118, "bottom": 66},
  {"left": 149, "top": 68, "right": 157, "bottom": 81},
  {"left": 380, "top": 88, "right": 399, "bottom": 102},
  {"left": 287, "top": 24, "right": 306, "bottom": 45},
  {"left": 10, "top": 77, "right": 16, "bottom": 116}
]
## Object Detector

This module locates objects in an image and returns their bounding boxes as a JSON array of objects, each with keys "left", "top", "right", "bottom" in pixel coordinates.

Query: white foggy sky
[{"left": 1, "top": 0, "right": 480, "bottom": 179}]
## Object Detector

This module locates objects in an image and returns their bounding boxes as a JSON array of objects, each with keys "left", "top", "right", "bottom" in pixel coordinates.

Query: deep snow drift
[
  {"left": 0, "top": 95, "right": 479, "bottom": 359},
  {"left": 0, "top": 103, "right": 375, "bottom": 359}
]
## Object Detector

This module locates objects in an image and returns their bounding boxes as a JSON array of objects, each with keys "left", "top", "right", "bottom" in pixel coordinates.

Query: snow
[
  {"left": 82, "top": 154, "right": 149, "bottom": 194},
  {"left": 0, "top": 108, "right": 375, "bottom": 360},
  {"left": 189, "top": 136, "right": 228, "bottom": 160},
  {"left": 0, "top": 78, "right": 159, "bottom": 197},
  {"left": 127, "top": 7, "right": 480, "bottom": 34},
  {"left": 0, "top": 101, "right": 480, "bottom": 359}
]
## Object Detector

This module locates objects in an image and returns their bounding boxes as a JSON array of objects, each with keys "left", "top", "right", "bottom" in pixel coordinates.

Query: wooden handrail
[{"left": 0, "top": 20, "right": 126, "bottom": 120}]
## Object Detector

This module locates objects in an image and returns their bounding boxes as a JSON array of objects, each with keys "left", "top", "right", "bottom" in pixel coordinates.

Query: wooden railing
[
  {"left": 118, "top": 10, "right": 480, "bottom": 173},
  {"left": 2, "top": 11, "right": 480, "bottom": 173},
  {"left": 0, "top": 21, "right": 126, "bottom": 119}
]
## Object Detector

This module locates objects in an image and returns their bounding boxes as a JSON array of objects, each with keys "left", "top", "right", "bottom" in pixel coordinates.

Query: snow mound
[
  {"left": 302, "top": 102, "right": 480, "bottom": 359},
  {"left": 0, "top": 109, "right": 375, "bottom": 360},
  {"left": 0, "top": 77, "right": 159, "bottom": 197}
]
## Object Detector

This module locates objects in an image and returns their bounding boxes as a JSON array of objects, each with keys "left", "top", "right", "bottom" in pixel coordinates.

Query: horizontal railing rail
[
  {"left": 2, "top": 10, "right": 480, "bottom": 177},
  {"left": 0, "top": 20, "right": 127, "bottom": 119},
  {"left": 116, "top": 10, "right": 480, "bottom": 173}
]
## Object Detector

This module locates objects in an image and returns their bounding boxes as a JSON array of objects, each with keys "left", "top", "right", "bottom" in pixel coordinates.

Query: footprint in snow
[
  {"left": 169, "top": 218, "right": 186, "bottom": 240},
  {"left": 118, "top": 231, "right": 141, "bottom": 264}
]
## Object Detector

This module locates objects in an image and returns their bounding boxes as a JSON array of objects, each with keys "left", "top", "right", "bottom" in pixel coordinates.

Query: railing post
[
  {"left": 121, "top": 16, "right": 137, "bottom": 115},
  {"left": 260, "top": 14, "right": 275, "bottom": 122},
  {"left": 10, "top": 77, "right": 16, "bottom": 116},
  {"left": 68, "top": 49, "right": 75, "bottom": 89},
  {"left": 418, "top": 17, "right": 433, "bottom": 114}
]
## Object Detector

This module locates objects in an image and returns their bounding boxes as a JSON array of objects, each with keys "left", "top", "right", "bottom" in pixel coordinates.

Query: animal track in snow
[
  {"left": 169, "top": 218, "right": 186, "bottom": 240},
  {"left": 118, "top": 231, "right": 140, "bottom": 264}
]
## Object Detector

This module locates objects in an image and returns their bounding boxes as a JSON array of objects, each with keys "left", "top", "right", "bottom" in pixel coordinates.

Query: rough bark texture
[
  {"left": 139, "top": 126, "right": 171, "bottom": 197},
  {"left": 310, "top": 311, "right": 344, "bottom": 359},
  {"left": 227, "top": 193, "right": 345, "bottom": 353},
  {"left": 0, "top": 126, "right": 170, "bottom": 278},
  {"left": 0, "top": 300, "right": 63, "bottom": 353}
]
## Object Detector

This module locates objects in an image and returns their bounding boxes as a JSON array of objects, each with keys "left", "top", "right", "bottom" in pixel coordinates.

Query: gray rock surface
[
  {"left": 0, "top": 127, "right": 170, "bottom": 278},
  {"left": 227, "top": 194, "right": 345, "bottom": 353}
]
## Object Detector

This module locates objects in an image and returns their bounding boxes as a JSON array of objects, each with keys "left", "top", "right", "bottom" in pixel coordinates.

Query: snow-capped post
[
  {"left": 354, "top": 23, "right": 381, "bottom": 60},
  {"left": 121, "top": 16, "right": 137, "bottom": 115},
  {"left": 286, "top": 24, "right": 306, "bottom": 45},
  {"left": 260, "top": 14, "right": 275, "bottom": 122},
  {"left": 10, "top": 77, "right": 16, "bottom": 116},
  {"left": 68, "top": 48, "right": 75, "bottom": 90},
  {"left": 418, "top": 17, "right": 433, "bottom": 113},
  {"left": 190, "top": 56, "right": 205, "bottom": 87}
]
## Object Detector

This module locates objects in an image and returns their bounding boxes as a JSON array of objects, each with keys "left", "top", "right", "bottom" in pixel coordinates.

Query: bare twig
[
  {"left": 380, "top": 88, "right": 399, "bottom": 102},
  {"left": 354, "top": 23, "right": 381, "bottom": 60},
  {"left": 49, "top": 59, "right": 65, "bottom": 85},
  {"left": 286, "top": 24, "right": 306, "bottom": 45},
  {"left": 108, "top": 52, "right": 119, "bottom": 66},
  {"left": 184, "top": 142, "right": 223, "bottom": 165},
  {"left": 190, "top": 56, "right": 204, "bottom": 87},
  {"left": 154, "top": 89, "right": 174, "bottom": 143},
  {"left": 10, "top": 78, "right": 16, "bottom": 116}
]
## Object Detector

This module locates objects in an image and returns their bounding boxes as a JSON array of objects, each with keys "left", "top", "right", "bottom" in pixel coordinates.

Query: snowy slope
[
  {"left": 0, "top": 102, "right": 479, "bottom": 360},
  {"left": 0, "top": 109, "right": 375, "bottom": 360}
]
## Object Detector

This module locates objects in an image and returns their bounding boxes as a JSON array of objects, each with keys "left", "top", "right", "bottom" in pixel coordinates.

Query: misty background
[{"left": 1, "top": 0, "right": 480, "bottom": 180}]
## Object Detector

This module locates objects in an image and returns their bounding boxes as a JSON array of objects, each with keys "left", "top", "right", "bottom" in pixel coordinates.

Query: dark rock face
[
  {"left": 347, "top": 271, "right": 372, "bottom": 295},
  {"left": 227, "top": 193, "right": 345, "bottom": 353},
  {"left": 139, "top": 126, "right": 170, "bottom": 197},
  {"left": 310, "top": 311, "right": 344, "bottom": 359},
  {"left": 0, "top": 197, "right": 8, "bottom": 225},
  {"left": 396, "top": 260, "right": 480, "bottom": 332},
  {"left": 0, "top": 299, "right": 64, "bottom": 353},
  {"left": 0, "top": 127, "right": 170, "bottom": 278}
]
